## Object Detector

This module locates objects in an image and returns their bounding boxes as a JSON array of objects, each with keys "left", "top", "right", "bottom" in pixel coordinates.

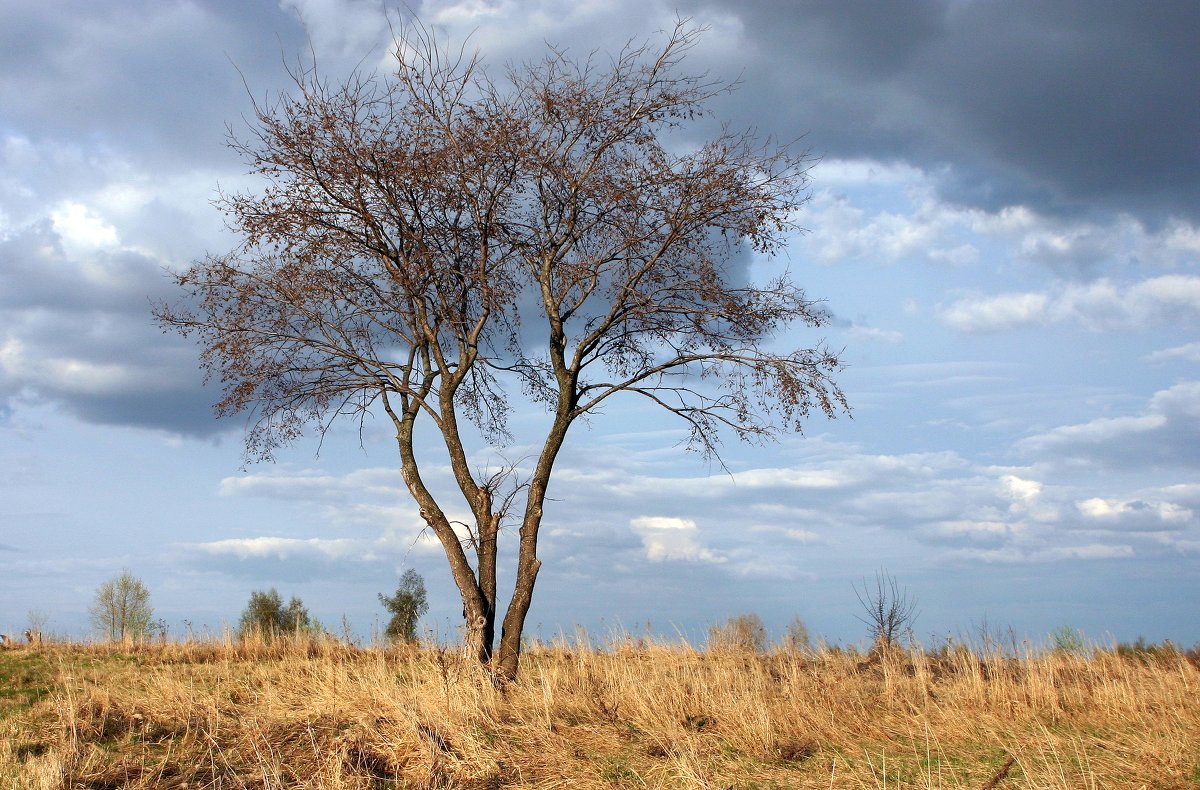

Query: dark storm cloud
[
  {"left": 0, "top": 224, "right": 226, "bottom": 436},
  {"left": 0, "top": 0, "right": 309, "bottom": 169},
  {"left": 0, "top": 223, "right": 163, "bottom": 312},
  {"left": 4, "top": 0, "right": 1196, "bottom": 439},
  {"left": 0, "top": 0, "right": 310, "bottom": 438},
  {"left": 681, "top": 0, "right": 1200, "bottom": 221},
  {"left": 59, "top": 387, "right": 226, "bottom": 436}
]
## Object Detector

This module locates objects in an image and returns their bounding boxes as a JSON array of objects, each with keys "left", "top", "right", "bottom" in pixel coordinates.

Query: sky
[{"left": 2, "top": 0, "right": 1198, "bottom": 648}]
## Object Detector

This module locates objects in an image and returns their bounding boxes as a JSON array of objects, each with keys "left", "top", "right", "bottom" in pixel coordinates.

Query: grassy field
[{"left": 1, "top": 636, "right": 1197, "bottom": 788}]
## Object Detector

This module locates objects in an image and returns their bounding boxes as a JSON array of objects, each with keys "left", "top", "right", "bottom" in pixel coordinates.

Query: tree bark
[
  {"left": 392, "top": 399, "right": 493, "bottom": 658},
  {"left": 494, "top": 405, "right": 572, "bottom": 681},
  {"left": 476, "top": 505, "right": 500, "bottom": 661}
]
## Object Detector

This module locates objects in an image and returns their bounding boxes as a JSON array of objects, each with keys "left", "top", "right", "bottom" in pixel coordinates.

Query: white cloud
[
  {"left": 629, "top": 516, "right": 725, "bottom": 563},
  {"left": 949, "top": 543, "right": 1135, "bottom": 564},
  {"left": 1019, "top": 382, "right": 1200, "bottom": 467},
  {"left": 1077, "top": 498, "right": 1125, "bottom": 518},
  {"left": 928, "top": 520, "right": 1011, "bottom": 536},
  {"left": 49, "top": 201, "right": 119, "bottom": 253},
  {"left": 1028, "top": 414, "right": 1166, "bottom": 446},
  {"left": 927, "top": 243, "right": 979, "bottom": 266},
  {"left": 1147, "top": 342, "right": 1200, "bottom": 363},
  {"left": 729, "top": 467, "right": 850, "bottom": 489},
  {"left": 188, "top": 536, "right": 359, "bottom": 560},
  {"left": 1150, "top": 381, "right": 1200, "bottom": 419},
  {"left": 998, "top": 474, "right": 1059, "bottom": 522},
  {"left": 1076, "top": 497, "right": 1193, "bottom": 531},
  {"left": 921, "top": 520, "right": 1020, "bottom": 546},
  {"left": 798, "top": 161, "right": 1200, "bottom": 279},
  {"left": 748, "top": 524, "right": 821, "bottom": 544},
  {"left": 584, "top": 449, "right": 967, "bottom": 502},
  {"left": 1162, "top": 220, "right": 1200, "bottom": 256},
  {"left": 218, "top": 467, "right": 404, "bottom": 501},
  {"left": 1057, "top": 276, "right": 1200, "bottom": 330},
  {"left": 939, "top": 292, "right": 1050, "bottom": 332},
  {"left": 218, "top": 472, "right": 344, "bottom": 500},
  {"left": 848, "top": 324, "right": 904, "bottom": 344},
  {"left": 414, "top": 0, "right": 687, "bottom": 60},
  {"left": 1046, "top": 544, "right": 1136, "bottom": 561},
  {"left": 969, "top": 209, "right": 1200, "bottom": 274},
  {"left": 1001, "top": 474, "right": 1041, "bottom": 504},
  {"left": 800, "top": 191, "right": 940, "bottom": 265},
  {"left": 280, "top": 0, "right": 389, "bottom": 61},
  {"left": 816, "top": 158, "right": 927, "bottom": 187},
  {"left": 941, "top": 276, "right": 1200, "bottom": 333}
]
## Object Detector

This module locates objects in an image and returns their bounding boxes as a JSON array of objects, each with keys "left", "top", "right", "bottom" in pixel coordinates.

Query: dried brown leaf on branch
[{"left": 156, "top": 18, "right": 845, "bottom": 681}]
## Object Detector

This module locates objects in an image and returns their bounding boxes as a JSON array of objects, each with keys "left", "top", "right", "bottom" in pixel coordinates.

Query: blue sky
[{"left": 2, "top": 0, "right": 1198, "bottom": 647}]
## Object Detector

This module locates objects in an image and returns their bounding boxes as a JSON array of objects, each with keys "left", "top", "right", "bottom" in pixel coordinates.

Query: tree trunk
[
  {"left": 476, "top": 509, "right": 500, "bottom": 662},
  {"left": 393, "top": 405, "right": 494, "bottom": 662},
  {"left": 493, "top": 410, "right": 571, "bottom": 681},
  {"left": 495, "top": 546, "right": 541, "bottom": 681}
]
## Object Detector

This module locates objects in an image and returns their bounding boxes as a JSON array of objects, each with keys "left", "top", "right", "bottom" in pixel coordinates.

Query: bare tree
[
  {"left": 156, "top": 21, "right": 844, "bottom": 681},
  {"left": 853, "top": 569, "right": 919, "bottom": 650},
  {"left": 26, "top": 609, "right": 49, "bottom": 642},
  {"left": 89, "top": 570, "right": 153, "bottom": 642}
]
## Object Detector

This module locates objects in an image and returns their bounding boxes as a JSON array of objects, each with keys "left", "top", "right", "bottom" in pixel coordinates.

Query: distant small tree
[
  {"left": 853, "top": 569, "right": 919, "bottom": 650},
  {"left": 783, "top": 615, "right": 812, "bottom": 652},
  {"left": 238, "top": 588, "right": 316, "bottom": 639},
  {"left": 149, "top": 618, "right": 169, "bottom": 643},
  {"left": 239, "top": 588, "right": 283, "bottom": 637},
  {"left": 283, "top": 596, "right": 313, "bottom": 633},
  {"left": 379, "top": 569, "right": 429, "bottom": 643},
  {"left": 26, "top": 609, "right": 49, "bottom": 641},
  {"left": 89, "top": 570, "right": 153, "bottom": 642},
  {"left": 708, "top": 613, "right": 768, "bottom": 654}
]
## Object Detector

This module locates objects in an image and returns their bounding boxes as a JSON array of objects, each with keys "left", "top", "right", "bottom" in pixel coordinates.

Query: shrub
[
  {"left": 238, "top": 589, "right": 317, "bottom": 640},
  {"left": 1050, "top": 625, "right": 1087, "bottom": 655},
  {"left": 782, "top": 616, "right": 812, "bottom": 653},
  {"left": 1116, "top": 636, "right": 1184, "bottom": 665},
  {"left": 708, "top": 613, "right": 767, "bottom": 654},
  {"left": 853, "top": 569, "right": 918, "bottom": 649}
]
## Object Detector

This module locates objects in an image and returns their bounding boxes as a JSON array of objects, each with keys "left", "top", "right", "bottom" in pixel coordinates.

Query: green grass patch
[{"left": 0, "top": 650, "right": 56, "bottom": 719}]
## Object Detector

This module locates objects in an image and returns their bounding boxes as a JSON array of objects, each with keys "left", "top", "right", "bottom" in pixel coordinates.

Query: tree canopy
[
  {"left": 89, "top": 570, "right": 153, "bottom": 642},
  {"left": 238, "top": 589, "right": 315, "bottom": 639},
  {"left": 379, "top": 569, "right": 429, "bottom": 643},
  {"left": 157, "top": 21, "right": 844, "bottom": 680}
]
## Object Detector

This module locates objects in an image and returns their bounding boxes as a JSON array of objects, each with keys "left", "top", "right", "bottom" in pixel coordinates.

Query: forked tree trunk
[{"left": 393, "top": 402, "right": 500, "bottom": 666}]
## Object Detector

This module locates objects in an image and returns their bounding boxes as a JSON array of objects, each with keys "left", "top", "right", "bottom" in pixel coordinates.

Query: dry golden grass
[{"left": 1, "top": 634, "right": 1197, "bottom": 788}]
